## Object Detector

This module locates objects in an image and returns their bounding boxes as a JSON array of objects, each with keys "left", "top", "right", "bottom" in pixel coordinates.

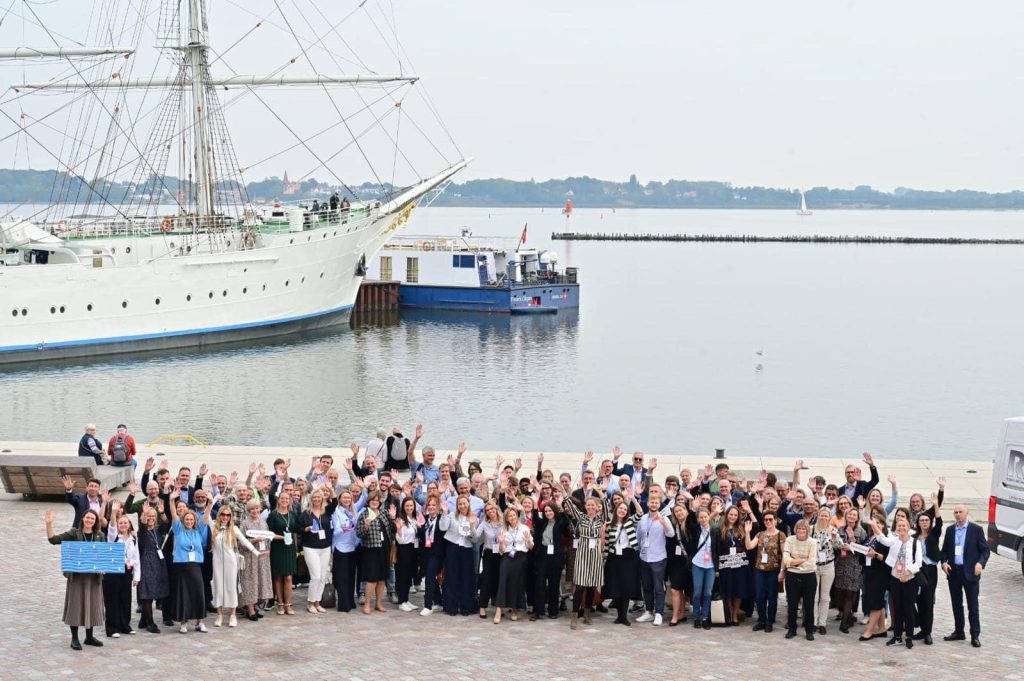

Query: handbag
[
  {"left": 321, "top": 583, "right": 337, "bottom": 609},
  {"left": 710, "top": 596, "right": 727, "bottom": 625}
]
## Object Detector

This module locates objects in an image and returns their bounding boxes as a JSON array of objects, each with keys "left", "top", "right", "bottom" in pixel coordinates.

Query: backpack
[
  {"left": 388, "top": 435, "right": 408, "bottom": 463},
  {"left": 112, "top": 435, "right": 128, "bottom": 464}
]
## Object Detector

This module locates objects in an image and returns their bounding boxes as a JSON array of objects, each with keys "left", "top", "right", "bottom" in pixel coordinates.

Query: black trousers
[
  {"left": 394, "top": 543, "right": 418, "bottom": 604},
  {"left": 331, "top": 549, "right": 358, "bottom": 612},
  {"left": 948, "top": 568, "right": 981, "bottom": 637},
  {"left": 103, "top": 572, "right": 133, "bottom": 635},
  {"left": 785, "top": 571, "right": 816, "bottom": 633},
  {"left": 533, "top": 552, "right": 564, "bottom": 616},
  {"left": 202, "top": 549, "right": 213, "bottom": 606},
  {"left": 890, "top": 577, "right": 917, "bottom": 639},
  {"left": 478, "top": 549, "right": 501, "bottom": 608},
  {"left": 916, "top": 564, "right": 938, "bottom": 635}
]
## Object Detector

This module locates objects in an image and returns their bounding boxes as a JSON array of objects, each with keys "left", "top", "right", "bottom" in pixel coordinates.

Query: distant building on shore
[{"left": 282, "top": 171, "right": 301, "bottom": 196}]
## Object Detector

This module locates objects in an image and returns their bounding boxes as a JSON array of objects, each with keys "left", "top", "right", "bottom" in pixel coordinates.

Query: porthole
[
  {"left": 301, "top": 276, "right": 305, "bottom": 284},
  {"left": 111, "top": 247, "right": 116, "bottom": 254},
  {"left": 262, "top": 284, "right": 267, "bottom": 291},
  {"left": 170, "top": 242, "right": 176, "bottom": 249},
  {"left": 243, "top": 287, "right": 248, "bottom": 294},
  {"left": 21, "top": 308, "right": 28, "bottom": 316},
  {"left": 319, "top": 272, "right": 324, "bottom": 279},
  {"left": 285, "top": 280, "right": 290, "bottom": 287},
  {"left": 155, "top": 297, "right": 161, "bottom": 306},
  {"left": 333, "top": 231, "right": 337, "bottom": 237},
  {"left": 50, "top": 306, "right": 56, "bottom": 314},
  {"left": 10, "top": 309, "right": 17, "bottom": 317},
  {"left": 322, "top": 233, "right": 326, "bottom": 239},
  {"left": 59, "top": 306, "right": 65, "bottom": 313},
  {"left": 186, "top": 294, "right": 192, "bottom": 302},
  {"left": 121, "top": 301, "right": 128, "bottom": 309},
  {"left": 125, "top": 246, "right": 131, "bottom": 254},
  {"left": 87, "top": 303, "right": 93, "bottom": 312},
  {"left": 222, "top": 290, "right": 227, "bottom": 297},
  {"left": 289, "top": 238, "right": 294, "bottom": 244},
  {"left": 209, "top": 292, "right": 214, "bottom": 299},
  {"left": 226, "top": 240, "right": 231, "bottom": 247}
]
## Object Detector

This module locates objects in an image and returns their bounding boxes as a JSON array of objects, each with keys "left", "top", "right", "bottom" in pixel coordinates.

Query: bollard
[{"left": 715, "top": 448, "right": 725, "bottom": 459}]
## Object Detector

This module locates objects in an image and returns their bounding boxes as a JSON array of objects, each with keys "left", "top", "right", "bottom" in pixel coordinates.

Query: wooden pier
[
  {"left": 354, "top": 280, "right": 399, "bottom": 311},
  {"left": 551, "top": 232, "right": 1024, "bottom": 245}
]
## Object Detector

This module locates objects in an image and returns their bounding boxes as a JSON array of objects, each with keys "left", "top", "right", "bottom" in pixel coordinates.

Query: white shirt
[
  {"left": 502, "top": 524, "right": 531, "bottom": 554},
  {"left": 877, "top": 533, "right": 923, "bottom": 578}
]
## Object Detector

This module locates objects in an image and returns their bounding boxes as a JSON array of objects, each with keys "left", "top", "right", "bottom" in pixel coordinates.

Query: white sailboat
[
  {"left": 796, "top": 190, "right": 813, "bottom": 216},
  {"left": 0, "top": 0, "right": 466, "bottom": 363}
]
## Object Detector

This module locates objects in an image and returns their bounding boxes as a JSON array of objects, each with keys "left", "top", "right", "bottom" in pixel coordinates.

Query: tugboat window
[{"left": 452, "top": 254, "right": 474, "bottom": 268}]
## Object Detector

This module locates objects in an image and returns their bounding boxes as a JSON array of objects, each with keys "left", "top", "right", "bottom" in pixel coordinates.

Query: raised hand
[
  {"left": 458, "top": 442, "right": 467, "bottom": 456},
  {"left": 513, "top": 458, "right": 522, "bottom": 472},
  {"left": 612, "top": 445, "right": 622, "bottom": 460},
  {"left": 388, "top": 505, "right": 397, "bottom": 519},
  {"left": 128, "top": 479, "right": 138, "bottom": 495},
  {"left": 415, "top": 424, "right": 424, "bottom": 439},
  {"left": 495, "top": 454, "right": 505, "bottom": 468},
  {"left": 229, "top": 471, "right": 239, "bottom": 486},
  {"left": 44, "top": 509, "right": 53, "bottom": 524},
  {"left": 887, "top": 474, "right": 897, "bottom": 486},
  {"left": 350, "top": 442, "right": 360, "bottom": 456},
  {"left": 744, "top": 518, "right": 753, "bottom": 533},
  {"left": 648, "top": 457, "right": 658, "bottom": 471},
  {"left": 855, "top": 494, "right": 866, "bottom": 509},
  {"left": 343, "top": 458, "right": 353, "bottom": 471},
  {"left": 583, "top": 451, "right": 594, "bottom": 465},
  {"left": 158, "top": 459, "right": 168, "bottom": 470},
  {"left": 794, "top": 459, "right": 805, "bottom": 471},
  {"left": 144, "top": 457, "right": 155, "bottom": 471},
  {"left": 447, "top": 454, "right": 456, "bottom": 468},
  {"left": 537, "top": 452, "right": 544, "bottom": 465},
  {"left": 62, "top": 474, "right": 74, "bottom": 491},
  {"left": 170, "top": 488, "right": 180, "bottom": 501},
  {"left": 704, "top": 464, "right": 713, "bottom": 478},
  {"left": 937, "top": 476, "right": 946, "bottom": 490},
  {"left": 248, "top": 462, "right": 257, "bottom": 475},
  {"left": 862, "top": 452, "right": 874, "bottom": 467},
  {"left": 415, "top": 470, "right": 424, "bottom": 484},
  {"left": 283, "top": 458, "right": 291, "bottom": 470},
  {"left": 257, "top": 463, "right": 266, "bottom": 475},
  {"left": 759, "top": 469, "right": 768, "bottom": 482},
  {"left": 198, "top": 463, "right": 208, "bottom": 477}
]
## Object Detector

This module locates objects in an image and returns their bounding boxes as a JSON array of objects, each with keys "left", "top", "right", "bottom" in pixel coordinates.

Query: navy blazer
[
  {"left": 612, "top": 461, "right": 648, "bottom": 480},
  {"left": 65, "top": 490, "right": 101, "bottom": 529},
  {"left": 837, "top": 465, "right": 880, "bottom": 500},
  {"left": 940, "top": 521, "right": 990, "bottom": 582}
]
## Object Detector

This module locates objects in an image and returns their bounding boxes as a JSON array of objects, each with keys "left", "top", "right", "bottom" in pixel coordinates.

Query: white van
[{"left": 988, "top": 417, "right": 1024, "bottom": 576}]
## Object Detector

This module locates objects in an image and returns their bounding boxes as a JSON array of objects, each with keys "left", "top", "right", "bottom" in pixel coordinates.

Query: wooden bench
[{"left": 0, "top": 455, "right": 133, "bottom": 498}]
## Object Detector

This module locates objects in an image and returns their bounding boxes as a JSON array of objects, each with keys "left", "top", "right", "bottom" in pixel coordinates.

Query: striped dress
[{"left": 561, "top": 498, "right": 606, "bottom": 588}]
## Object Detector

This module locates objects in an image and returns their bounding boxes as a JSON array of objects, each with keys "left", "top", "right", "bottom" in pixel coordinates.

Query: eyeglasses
[
  {"left": 633, "top": 458, "right": 643, "bottom": 463},
  {"left": 764, "top": 517, "right": 775, "bottom": 522}
]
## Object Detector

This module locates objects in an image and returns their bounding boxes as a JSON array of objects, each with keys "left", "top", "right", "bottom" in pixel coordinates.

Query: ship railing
[
  {"left": 384, "top": 234, "right": 523, "bottom": 252},
  {"left": 40, "top": 213, "right": 253, "bottom": 239}
]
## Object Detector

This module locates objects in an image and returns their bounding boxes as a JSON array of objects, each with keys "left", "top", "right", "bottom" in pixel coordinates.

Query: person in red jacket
[{"left": 108, "top": 424, "right": 138, "bottom": 470}]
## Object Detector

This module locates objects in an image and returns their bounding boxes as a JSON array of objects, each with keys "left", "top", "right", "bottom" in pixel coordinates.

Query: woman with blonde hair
[
  {"left": 474, "top": 501, "right": 503, "bottom": 618},
  {"left": 811, "top": 505, "right": 843, "bottom": 634},
  {"left": 45, "top": 508, "right": 105, "bottom": 650},
  {"left": 136, "top": 505, "right": 169, "bottom": 633},
  {"left": 717, "top": 505, "right": 750, "bottom": 626},
  {"left": 104, "top": 514, "right": 140, "bottom": 638},
  {"left": 440, "top": 494, "right": 479, "bottom": 616},
  {"left": 834, "top": 506, "right": 866, "bottom": 633},
  {"left": 782, "top": 519, "right": 818, "bottom": 641},
  {"left": 494, "top": 506, "right": 534, "bottom": 623},
  {"left": 299, "top": 486, "right": 336, "bottom": 613},
  {"left": 239, "top": 499, "right": 273, "bottom": 621},
  {"left": 267, "top": 488, "right": 299, "bottom": 615},
  {"left": 211, "top": 503, "right": 260, "bottom": 627},
  {"left": 168, "top": 489, "right": 210, "bottom": 633}
]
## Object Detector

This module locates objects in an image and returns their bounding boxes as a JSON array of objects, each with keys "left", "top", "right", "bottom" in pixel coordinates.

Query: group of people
[{"left": 50, "top": 424, "right": 991, "bottom": 652}]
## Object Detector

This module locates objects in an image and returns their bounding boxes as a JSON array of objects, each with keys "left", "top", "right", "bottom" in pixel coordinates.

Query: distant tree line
[{"left": 1, "top": 168, "right": 1023, "bottom": 210}]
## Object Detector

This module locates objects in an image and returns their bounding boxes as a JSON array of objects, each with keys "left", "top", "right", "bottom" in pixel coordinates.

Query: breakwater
[{"left": 551, "top": 232, "right": 1024, "bottom": 245}]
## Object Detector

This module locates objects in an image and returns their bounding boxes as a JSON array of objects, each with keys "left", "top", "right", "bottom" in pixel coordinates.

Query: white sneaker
[
  {"left": 178, "top": 624, "right": 188, "bottom": 634},
  {"left": 228, "top": 614, "right": 237, "bottom": 627},
  {"left": 214, "top": 614, "right": 223, "bottom": 627},
  {"left": 636, "top": 611, "right": 654, "bottom": 623},
  {"left": 420, "top": 607, "right": 433, "bottom": 616},
  {"left": 110, "top": 632, "right": 120, "bottom": 639},
  {"left": 431, "top": 605, "right": 443, "bottom": 612},
  {"left": 196, "top": 623, "right": 208, "bottom": 633},
  {"left": 653, "top": 614, "right": 663, "bottom": 627},
  {"left": 399, "top": 602, "right": 416, "bottom": 612}
]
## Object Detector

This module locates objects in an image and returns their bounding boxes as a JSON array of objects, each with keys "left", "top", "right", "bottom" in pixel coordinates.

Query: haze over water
[{"left": 2, "top": 207, "right": 1022, "bottom": 461}]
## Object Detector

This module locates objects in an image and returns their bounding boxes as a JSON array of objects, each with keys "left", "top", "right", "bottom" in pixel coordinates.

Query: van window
[{"left": 1003, "top": 445, "right": 1024, "bottom": 492}]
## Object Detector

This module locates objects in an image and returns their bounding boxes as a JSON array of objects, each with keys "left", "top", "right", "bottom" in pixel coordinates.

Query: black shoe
[
  {"left": 83, "top": 637, "right": 103, "bottom": 647},
  {"left": 765, "top": 624, "right": 774, "bottom": 633},
  {"left": 146, "top": 623, "right": 160, "bottom": 634},
  {"left": 944, "top": 632, "right": 966, "bottom": 642},
  {"left": 753, "top": 622, "right": 765, "bottom": 632},
  {"left": 547, "top": 613, "right": 558, "bottom": 620},
  {"left": 629, "top": 603, "right": 644, "bottom": 613},
  {"left": 668, "top": 620, "right": 679, "bottom": 627},
  {"left": 596, "top": 604, "right": 608, "bottom": 613},
  {"left": 693, "top": 619, "right": 701, "bottom": 629},
  {"left": 971, "top": 637, "right": 981, "bottom": 648},
  {"left": 730, "top": 620, "right": 740, "bottom": 626},
  {"left": 806, "top": 631, "right": 815, "bottom": 641},
  {"left": 818, "top": 626, "right": 826, "bottom": 635},
  {"left": 702, "top": 619, "right": 711, "bottom": 630},
  {"left": 840, "top": 624, "right": 850, "bottom": 634},
  {"left": 614, "top": 617, "right": 631, "bottom": 626},
  {"left": 858, "top": 635, "right": 873, "bottom": 641},
  {"left": 163, "top": 619, "right": 174, "bottom": 627},
  {"left": 529, "top": 614, "right": 539, "bottom": 621},
  {"left": 886, "top": 637, "right": 902, "bottom": 646},
  {"left": 247, "top": 613, "right": 259, "bottom": 622},
  {"left": 70, "top": 640, "right": 82, "bottom": 651},
  {"left": 906, "top": 638, "right": 914, "bottom": 649},
  {"left": 924, "top": 635, "right": 933, "bottom": 645},
  {"left": 912, "top": 631, "right": 926, "bottom": 640},
  {"left": 785, "top": 630, "right": 797, "bottom": 639},
  {"left": 255, "top": 611, "right": 264, "bottom": 619}
]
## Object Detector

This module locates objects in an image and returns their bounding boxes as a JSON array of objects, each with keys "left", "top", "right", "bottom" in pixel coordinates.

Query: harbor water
[{"left": 2, "top": 207, "right": 1023, "bottom": 460}]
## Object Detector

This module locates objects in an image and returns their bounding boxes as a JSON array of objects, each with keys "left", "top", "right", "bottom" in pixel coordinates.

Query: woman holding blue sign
[
  {"left": 168, "top": 489, "right": 210, "bottom": 634},
  {"left": 45, "top": 508, "right": 106, "bottom": 651}
]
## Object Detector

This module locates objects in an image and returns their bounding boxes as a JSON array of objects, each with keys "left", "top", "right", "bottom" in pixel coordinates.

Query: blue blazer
[{"left": 940, "top": 521, "right": 990, "bottom": 583}]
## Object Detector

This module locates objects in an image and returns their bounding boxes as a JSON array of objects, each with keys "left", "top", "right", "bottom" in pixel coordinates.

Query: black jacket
[{"left": 532, "top": 513, "right": 572, "bottom": 560}]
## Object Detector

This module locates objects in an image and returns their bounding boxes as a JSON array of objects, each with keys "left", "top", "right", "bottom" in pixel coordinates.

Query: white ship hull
[{"left": 0, "top": 210, "right": 401, "bottom": 363}]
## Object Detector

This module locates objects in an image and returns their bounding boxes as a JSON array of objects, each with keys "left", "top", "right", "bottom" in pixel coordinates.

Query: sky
[{"left": 1, "top": 0, "right": 1022, "bottom": 192}]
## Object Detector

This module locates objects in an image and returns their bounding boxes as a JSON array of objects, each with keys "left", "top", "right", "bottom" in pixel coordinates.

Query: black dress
[
  {"left": 137, "top": 526, "right": 170, "bottom": 601},
  {"left": 603, "top": 523, "right": 641, "bottom": 600},
  {"left": 666, "top": 530, "right": 692, "bottom": 593},
  {"left": 861, "top": 536, "right": 890, "bottom": 612}
]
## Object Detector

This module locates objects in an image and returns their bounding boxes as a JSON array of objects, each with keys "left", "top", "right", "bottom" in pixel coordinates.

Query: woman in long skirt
[
  {"left": 239, "top": 500, "right": 274, "bottom": 621},
  {"left": 104, "top": 515, "right": 140, "bottom": 637},
  {"left": 168, "top": 491, "right": 210, "bottom": 633},
  {"left": 603, "top": 499, "right": 643, "bottom": 626},
  {"left": 560, "top": 492, "right": 607, "bottom": 630},
  {"left": 45, "top": 509, "right": 105, "bottom": 650},
  {"left": 494, "top": 507, "right": 534, "bottom": 623},
  {"left": 136, "top": 506, "right": 169, "bottom": 633},
  {"left": 267, "top": 491, "right": 300, "bottom": 615},
  {"left": 211, "top": 504, "right": 260, "bottom": 627}
]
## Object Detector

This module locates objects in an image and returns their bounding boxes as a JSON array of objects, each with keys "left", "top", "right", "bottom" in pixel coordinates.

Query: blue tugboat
[{"left": 365, "top": 230, "right": 579, "bottom": 313}]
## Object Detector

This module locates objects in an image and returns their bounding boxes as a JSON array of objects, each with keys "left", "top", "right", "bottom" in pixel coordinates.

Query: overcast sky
[{"left": 3, "top": 0, "right": 1022, "bottom": 192}]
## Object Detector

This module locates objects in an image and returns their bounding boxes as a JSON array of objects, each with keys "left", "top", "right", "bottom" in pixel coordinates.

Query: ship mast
[{"left": 186, "top": 0, "right": 213, "bottom": 218}]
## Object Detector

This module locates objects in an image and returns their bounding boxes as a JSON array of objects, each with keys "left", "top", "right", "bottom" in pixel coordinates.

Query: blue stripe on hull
[
  {"left": 0, "top": 304, "right": 353, "bottom": 361},
  {"left": 398, "top": 284, "right": 579, "bottom": 313}
]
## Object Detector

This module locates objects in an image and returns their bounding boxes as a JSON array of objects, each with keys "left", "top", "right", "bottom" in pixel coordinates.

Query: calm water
[{"left": 3, "top": 207, "right": 1023, "bottom": 460}]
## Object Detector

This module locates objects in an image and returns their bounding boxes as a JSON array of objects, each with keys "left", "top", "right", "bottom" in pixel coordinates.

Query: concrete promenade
[{"left": 0, "top": 440, "right": 995, "bottom": 513}]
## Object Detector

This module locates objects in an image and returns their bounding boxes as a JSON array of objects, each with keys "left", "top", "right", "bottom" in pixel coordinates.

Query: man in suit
[
  {"left": 836, "top": 452, "right": 880, "bottom": 500},
  {"left": 62, "top": 475, "right": 106, "bottom": 529},
  {"left": 940, "top": 504, "right": 990, "bottom": 647}
]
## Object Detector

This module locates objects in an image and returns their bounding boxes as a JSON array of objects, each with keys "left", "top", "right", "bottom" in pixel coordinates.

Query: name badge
[
  {"left": 818, "top": 550, "right": 827, "bottom": 563},
  {"left": 258, "top": 542, "right": 267, "bottom": 552},
  {"left": 157, "top": 549, "right": 164, "bottom": 560},
  {"left": 615, "top": 546, "right": 623, "bottom": 555},
  {"left": 675, "top": 546, "right": 683, "bottom": 557},
  {"left": 729, "top": 547, "right": 737, "bottom": 556},
  {"left": 760, "top": 551, "right": 768, "bottom": 564},
  {"left": 187, "top": 550, "right": 196, "bottom": 562},
  {"left": 426, "top": 539, "right": 432, "bottom": 549},
  {"left": 703, "top": 549, "right": 711, "bottom": 563},
  {"left": 317, "top": 529, "right": 326, "bottom": 540},
  {"left": 547, "top": 544, "right": 554, "bottom": 556},
  {"left": 588, "top": 538, "right": 596, "bottom": 550},
  {"left": 413, "top": 538, "right": 419, "bottom": 548},
  {"left": 572, "top": 539, "right": 579, "bottom": 549},
  {"left": 865, "top": 556, "right": 872, "bottom": 566},
  {"left": 954, "top": 545, "right": 963, "bottom": 557},
  {"left": 283, "top": 533, "right": 293, "bottom": 546}
]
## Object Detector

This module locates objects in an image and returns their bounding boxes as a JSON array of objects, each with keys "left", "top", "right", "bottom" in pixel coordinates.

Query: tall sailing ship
[{"left": 0, "top": 0, "right": 466, "bottom": 363}]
